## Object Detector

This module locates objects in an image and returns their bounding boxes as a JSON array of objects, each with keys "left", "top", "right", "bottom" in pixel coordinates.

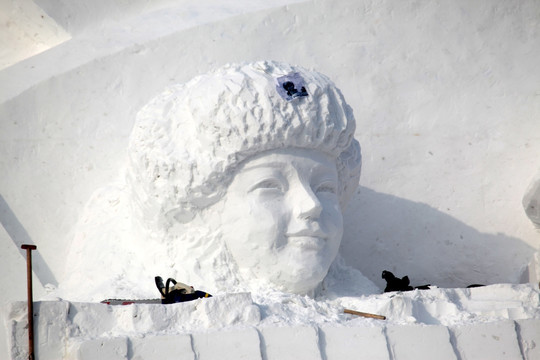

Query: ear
[{"left": 165, "top": 207, "right": 195, "bottom": 225}]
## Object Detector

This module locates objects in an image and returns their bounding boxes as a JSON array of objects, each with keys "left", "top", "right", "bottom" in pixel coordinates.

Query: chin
[
  {"left": 279, "top": 277, "right": 323, "bottom": 295},
  {"left": 278, "top": 261, "right": 330, "bottom": 294}
]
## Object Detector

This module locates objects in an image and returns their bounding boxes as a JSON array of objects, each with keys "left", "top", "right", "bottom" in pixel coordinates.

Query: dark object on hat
[{"left": 276, "top": 72, "right": 309, "bottom": 100}]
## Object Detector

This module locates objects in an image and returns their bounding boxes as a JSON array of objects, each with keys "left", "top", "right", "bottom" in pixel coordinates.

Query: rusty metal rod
[
  {"left": 344, "top": 308, "right": 386, "bottom": 320},
  {"left": 21, "top": 244, "right": 37, "bottom": 360}
]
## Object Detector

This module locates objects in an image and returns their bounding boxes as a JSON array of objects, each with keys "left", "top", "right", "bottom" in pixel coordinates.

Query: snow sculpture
[
  {"left": 523, "top": 171, "right": 540, "bottom": 229},
  {"left": 61, "top": 61, "right": 378, "bottom": 301},
  {"left": 522, "top": 171, "right": 540, "bottom": 285}
]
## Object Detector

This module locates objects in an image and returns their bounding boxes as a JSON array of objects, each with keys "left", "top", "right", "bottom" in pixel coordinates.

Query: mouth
[{"left": 287, "top": 234, "right": 326, "bottom": 250}]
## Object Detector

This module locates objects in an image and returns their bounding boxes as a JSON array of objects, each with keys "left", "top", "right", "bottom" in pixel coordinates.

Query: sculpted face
[
  {"left": 218, "top": 148, "right": 344, "bottom": 294},
  {"left": 61, "top": 62, "right": 365, "bottom": 301}
]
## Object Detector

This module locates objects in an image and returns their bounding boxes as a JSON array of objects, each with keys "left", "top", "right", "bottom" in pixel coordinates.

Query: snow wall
[
  {"left": 1, "top": 0, "right": 540, "bottom": 357},
  {"left": 4, "top": 285, "right": 540, "bottom": 359}
]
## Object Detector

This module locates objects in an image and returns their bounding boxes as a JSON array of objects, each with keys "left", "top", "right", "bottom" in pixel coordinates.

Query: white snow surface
[
  {"left": 2, "top": 0, "right": 540, "bottom": 303},
  {"left": 2, "top": 2, "right": 540, "bottom": 358}
]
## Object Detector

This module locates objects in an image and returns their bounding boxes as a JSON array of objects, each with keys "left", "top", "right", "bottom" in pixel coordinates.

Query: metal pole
[{"left": 21, "top": 244, "right": 37, "bottom": 360}]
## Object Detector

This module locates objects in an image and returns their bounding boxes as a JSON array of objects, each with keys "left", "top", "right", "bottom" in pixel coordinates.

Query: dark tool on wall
[{"left": 21, "top": 244, "right": 37, "bottom": 360}]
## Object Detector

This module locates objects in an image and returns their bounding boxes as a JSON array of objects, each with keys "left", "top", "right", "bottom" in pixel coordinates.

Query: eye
[
  {"left": 248, "top": 178, "right": 284, "bottom": 193},
  {"left": 314, "top": 181, "right": 337, "bottom": 194}
]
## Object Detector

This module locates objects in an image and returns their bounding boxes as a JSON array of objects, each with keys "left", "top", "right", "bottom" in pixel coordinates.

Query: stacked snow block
[
  {"left": 4, "top": 300, "right": 540, "bottom": 360},
  {"left": 5, "top": 301, "right": 71, "bottom": 360},
  {"left": 192, "top": 328, "right": 262, "bottom": 360},
  {"left": 516, "top": 319, "right": 540, "bottom": 359},
  {"left": 320, "top": 324, "right": 389, "bottom": 360},
  {"left": 386, "top": 324, "right": 457, "bottom": 360},
  {"left": 76, "top": 337, "right": 128, "bottom": 360},
  {"left": 130, "top": 334, "right": 194, "bottom": 360},
  {"left": 260, "top": 326, "right": 321, "bottom": 360},
  {"left": 451, "top": 321, "right": 523, "bottom": 359}
]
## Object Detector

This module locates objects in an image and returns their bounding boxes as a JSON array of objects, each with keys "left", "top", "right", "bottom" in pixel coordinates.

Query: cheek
[
  {"left": 223, "top": 196, "right": 286, "bottom": 250},
  {"left": 223, "top": 198, "right": 287, "bottom": 274},
  {"left": 245, "top": 197, "right": 287, "bottom": 244},
  {"left": 321, "top": 197, "right": 344, "bottom": 231}
]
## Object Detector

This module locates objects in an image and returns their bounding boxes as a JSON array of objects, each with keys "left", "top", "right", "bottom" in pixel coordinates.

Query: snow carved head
[
  {"left": 127, "top": 61, "right": 361, "bottom": 294},
  {"left": 523, "top": 171, "right": 540, "bottom": 229}
]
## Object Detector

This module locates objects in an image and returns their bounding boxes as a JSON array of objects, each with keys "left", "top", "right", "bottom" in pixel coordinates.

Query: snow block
[
  {"left": 130, "top": 334, "right": 195, "bottom": 360},
  {"left": 259, "top": 325, "right": 322, "bottom": 360},
  {"left": 515, "top": 319, "right": 540, "bottom": 360},
  {"left": 75, "top": 336, "right": 128, "bottom": 360},
  {"left": 320, "top": 324, "right": 389, "bottom": 360},
  {"left": 192, "top": 327, "right": 261, "bottom": 360},
  {"left": 5, "top": 302, "right": 32, "bottom": 360},
  {"left": 34, "top": 301, "right": 70, "bottom": 360},
  {"left": 464, "top": 284, "right": 540, "bottom": 315},
  {"left": 71, "top": 293, "right": 259, "bottom": 335},
  {"left": 69, "top": 302, "right": 119, "bottom": 337},
  {"left": 386, "top": 324, "right": 457, "bottom": 360},
  {"left": 6, "top": 301, "right": 71, "bottom": 360},
  {"left": 451, "top": 320, "right": 522, "bottom": 359},
  {"left": 197, "top": 292, "right": 261, "bottom": 329}
]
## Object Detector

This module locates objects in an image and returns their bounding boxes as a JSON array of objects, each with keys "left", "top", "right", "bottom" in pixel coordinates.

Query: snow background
[{"left": 1, "top": 0, "right": 539, "bottom": 307}]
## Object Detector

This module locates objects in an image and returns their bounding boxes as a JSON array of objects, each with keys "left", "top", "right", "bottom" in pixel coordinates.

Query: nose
[{"left": 293, "top": 181, "right": 323, "bottom": 220}]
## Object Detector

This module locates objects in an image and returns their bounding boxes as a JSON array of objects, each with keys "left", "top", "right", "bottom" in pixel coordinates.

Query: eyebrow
[
  {"left": 243, "top": 160, "right": 335, "bottom": 172},
  {"left": 241, "top": 161, "right": 288, "bottom": 171}
]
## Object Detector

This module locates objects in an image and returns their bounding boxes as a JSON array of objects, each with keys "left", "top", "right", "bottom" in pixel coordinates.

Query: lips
[
  {"left": 287, "top": 230, "right": 327, "bottom": 250},
  {"left": 289, "top": 236, "right": 325, "bottom": 250},
  {"left": 286, "top": 226, "right": 326, "bottom": 238}
]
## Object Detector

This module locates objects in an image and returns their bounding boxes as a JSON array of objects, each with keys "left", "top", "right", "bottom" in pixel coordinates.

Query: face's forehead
[
  {"left": 248, "top": 152, "right": 332, "bottom": 170},
  {"left": 233, "top": 148, "right": 338, "bottom": 183}
]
